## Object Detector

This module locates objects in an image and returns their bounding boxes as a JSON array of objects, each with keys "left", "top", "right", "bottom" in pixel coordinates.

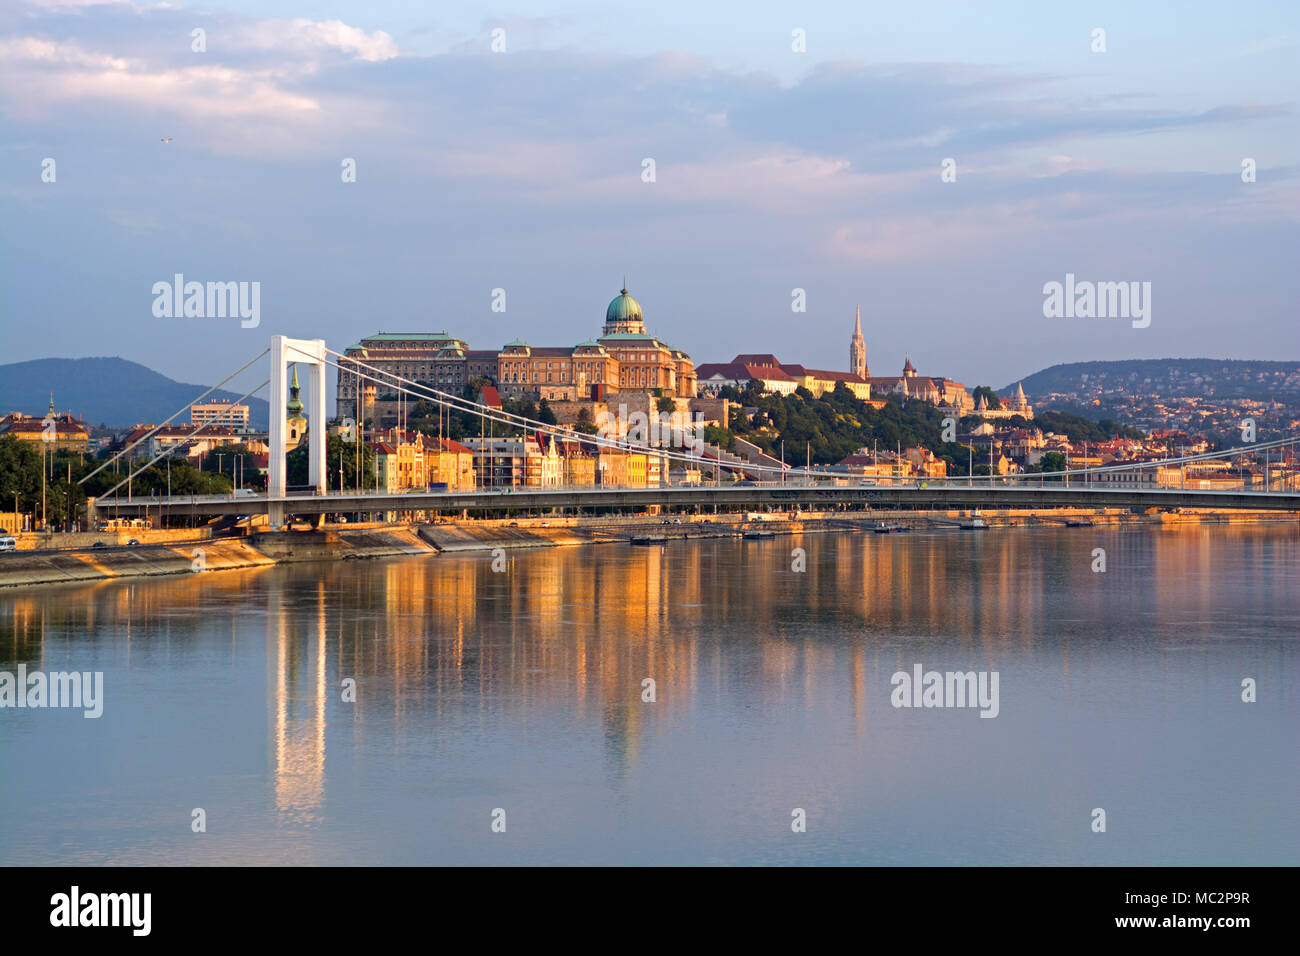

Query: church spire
[
  {"left": 849, "top": 305, "right": 868, "bottom": 379},
  {"left": 286, "top": 364, "right": 304, "bottom": 416}
]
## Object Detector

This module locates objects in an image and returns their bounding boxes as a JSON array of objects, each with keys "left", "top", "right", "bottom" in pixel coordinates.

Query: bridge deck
[{"left": 90, "top": 483, "right": 1300, "bottom": 517}]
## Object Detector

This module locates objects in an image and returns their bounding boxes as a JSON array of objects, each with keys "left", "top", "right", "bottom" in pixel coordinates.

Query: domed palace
[
  {"left": 597, "top": 287, "right": 696, "bottom": 396},
  {"left": 336, "top": 285, "right": 698, "bottom": 419},
  {"left": 497, "top": 285, "right": 697, "bottom": 401}
]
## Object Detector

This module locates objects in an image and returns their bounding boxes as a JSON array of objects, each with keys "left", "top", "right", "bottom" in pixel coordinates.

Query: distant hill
[
  {"left": 0, "top": 357, "right": 270, "bottom": 428},
  {"left": 1002, "top": 359, "right": 1300, "bottom": 402}
]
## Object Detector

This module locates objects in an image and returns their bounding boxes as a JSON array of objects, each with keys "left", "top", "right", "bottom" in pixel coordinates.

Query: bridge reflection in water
[{"left": 1, "top": 524, "right": 1296, "bottom": 864}]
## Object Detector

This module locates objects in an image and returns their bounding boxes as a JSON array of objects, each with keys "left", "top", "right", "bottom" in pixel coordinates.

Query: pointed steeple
[
  {"left": 849, "top": 305, "right": 868, "bottom": 378},
  {"left": 286, "top": 364, "right": 304, "bottom": 416},
  {"left": 48, "top": 392, "right": 55, "bottom": 416}
]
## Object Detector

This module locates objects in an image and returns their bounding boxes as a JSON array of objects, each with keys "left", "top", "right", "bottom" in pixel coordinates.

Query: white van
[{"left": 0, "top": 536, "right": 17, "bottom": 553}]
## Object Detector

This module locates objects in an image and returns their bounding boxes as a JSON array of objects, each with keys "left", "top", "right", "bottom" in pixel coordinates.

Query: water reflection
[
  {"left": 270, "top": 585, "right": 327, "bottom": 823},
  {"left": 0, "top": 523, "right": 1296, "bottom": 864}
]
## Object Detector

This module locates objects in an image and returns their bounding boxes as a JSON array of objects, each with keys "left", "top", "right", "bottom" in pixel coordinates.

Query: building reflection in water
[{"left": 0, "top": 524, "right": 1294, "bottom": 832}]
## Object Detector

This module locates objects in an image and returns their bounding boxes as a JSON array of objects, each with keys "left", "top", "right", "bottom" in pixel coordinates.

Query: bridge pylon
[{"left": 268, "top": 336, "right": 327, "bottom": 529}]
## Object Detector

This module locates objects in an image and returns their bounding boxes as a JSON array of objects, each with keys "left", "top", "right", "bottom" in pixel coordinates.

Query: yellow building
[
  {"left": 627, "top": 452, "right": 648, "bottom": 488},
  {"left": 556, "top": 438, "right": 596, "bottom": 486},
  {"left": 0, "top": 396, "right": 90, "bottom": 452},
  {"left": 597, "top": 448, "right": 630, "bottom": 486},
  {"left": 426, "top": 437, "right": 476, "bottom": 491},
  {"left": 285, "top": 365, "right": 309, "bottom": 452}
]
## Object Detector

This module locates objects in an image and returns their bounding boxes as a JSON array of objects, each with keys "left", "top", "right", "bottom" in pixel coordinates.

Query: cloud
[{"left": 235, "top": 18, "right": 399, "bottom": 64}]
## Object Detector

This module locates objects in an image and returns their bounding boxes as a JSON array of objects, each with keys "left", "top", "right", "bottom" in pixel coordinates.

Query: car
[
  {"left": 127, "top": 539, "right": 140, "bottom": 546},
  {"left": 0, "top": 535, "right": 16, "bottom": 553},
  {"left": 92, "top": 541, "right": 108, "bottom": 549},
  {"left": 673, "top": 519, "right": 683, "bottom": 524}
]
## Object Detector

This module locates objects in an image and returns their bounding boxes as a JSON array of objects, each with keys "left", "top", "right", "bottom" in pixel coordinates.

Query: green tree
[
  {"left": 288, "top": 434, "right": 375, "bottom": 490},
  {"left": 1032, "top": 451, "right": 1067, "bottom": 480},
  {"left": 971, "top": 386, "right": 1002, "bottom": 410},
  {"left": 200, "top": 444, "right": 261, "bottom": 488}
]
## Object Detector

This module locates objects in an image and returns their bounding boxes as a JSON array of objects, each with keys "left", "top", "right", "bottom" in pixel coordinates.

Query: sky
[{"left": 1, "top": 0, "right": 1296, "bottom": 401}]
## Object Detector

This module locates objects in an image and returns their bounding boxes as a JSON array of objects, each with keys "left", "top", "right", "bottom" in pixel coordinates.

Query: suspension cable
[
  {"left": 80, "top": 349, "right": 269, "bottom": 485},
  {"left": 320, "top": 351, "right": 779, "bottom": 476},
  {"left": 322, "top": 346, "right": 1297, "bottom": 483},
  {"left": 95, "top": 380, "right": 269, "bottom": 501}
]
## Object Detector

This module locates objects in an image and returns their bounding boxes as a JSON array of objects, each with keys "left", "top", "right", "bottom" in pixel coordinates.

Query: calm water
[{"left": 1, "top": 525, "right": 1297, "bottom": 866}]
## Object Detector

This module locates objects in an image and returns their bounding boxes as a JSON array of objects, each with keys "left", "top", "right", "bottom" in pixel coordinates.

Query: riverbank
[{"left": 1, "top": 508, "right": 1294, "bottom": 589}]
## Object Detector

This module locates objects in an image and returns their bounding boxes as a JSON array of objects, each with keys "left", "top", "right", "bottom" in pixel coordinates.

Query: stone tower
[{"left": 849, "top": 305, "right": 868, "bottom": 378}]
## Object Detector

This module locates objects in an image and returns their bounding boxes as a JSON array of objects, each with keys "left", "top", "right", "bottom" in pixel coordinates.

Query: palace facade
[{"left": 337, "top": 286, "right": 697, "bottom": 419}]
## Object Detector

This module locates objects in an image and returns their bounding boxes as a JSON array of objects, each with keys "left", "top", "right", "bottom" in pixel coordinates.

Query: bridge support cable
[
  {"left": 320, "top": 350, "right": 787, "bottom": 479},
  {"left": 94, "top": 379, "right": 270, "bottom": 502},
  {"left": 321, "top": 356, "right": 779, "bottom": 480},
  {"left": 1039, "top": 436, "right": 1298, "bottom": 483},
  {"left": 79, "top": 349, "right": 270, "bottom": 486},
  {"left": 321, "top": 349, "right": 764, "bottom": 475},
  {"left": 322, "top": 347, "right": 1298, "bottom": 489}
]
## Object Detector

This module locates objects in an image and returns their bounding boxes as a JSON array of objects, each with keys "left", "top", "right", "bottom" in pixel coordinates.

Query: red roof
[
  {"left": 696, "top": 362, "right": 796, "bottom": 382},
  {"left": 438, "top": 438, "right": 473, "bottom": 455},
  {"left": 479, "top": 385, "right": 501, "bottom": 408}
]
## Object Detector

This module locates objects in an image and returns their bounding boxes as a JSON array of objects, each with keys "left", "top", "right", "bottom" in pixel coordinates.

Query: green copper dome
[{"left": 606, "top": 287, "right": 642, "bottom": 324}]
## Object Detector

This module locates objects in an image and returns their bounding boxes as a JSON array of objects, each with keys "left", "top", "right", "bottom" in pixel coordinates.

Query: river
[{"left": 1, "top": 524, "right": 1296, "bottom": 865}]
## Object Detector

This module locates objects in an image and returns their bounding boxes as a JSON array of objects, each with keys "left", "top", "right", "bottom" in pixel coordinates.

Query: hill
[
  {"left": 1002, "top": 359, "right": 1300, "bottom": 402},
  {"left": 0, "top": 357, "right": 270, "bottom": 428}
]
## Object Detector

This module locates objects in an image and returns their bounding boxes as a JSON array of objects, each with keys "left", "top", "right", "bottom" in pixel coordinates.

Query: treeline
[
  {"left": 0, "top": 435, "right": 237, "bottom": 529},
  {"left": 711, "top": 382, "right": 962, "bottom": 469},
  {"left": 710, "top": 383, "right": 1143, "bottom": 471}
]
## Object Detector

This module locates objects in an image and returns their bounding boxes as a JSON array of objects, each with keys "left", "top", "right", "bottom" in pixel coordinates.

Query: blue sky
[{"left": 1, "top": 0, "right": 1296, "bottom": 397}]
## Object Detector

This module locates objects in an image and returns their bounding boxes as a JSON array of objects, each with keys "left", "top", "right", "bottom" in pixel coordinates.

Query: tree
[
  {"left": 703, "top": 425, "right": 733, "bottom": 450},
  {"left": 656, "top": 396, "right": 676, "bottom": 413},
  {"left": 538, "top": 398, "right": 558, "bottom": 425},
  {"left": 0, "top": 436, "right": 42, "bottom": 510},
  {"left": 1031, "top": 451, "right": 1067, "bottom": 480},
  {"left": 288, "top": 434, "right": 374, "bottom": 490},
  {"left": 971, "top": 385, "right": 1002, "bottom": 410},
  {"left": 200, "top": 444, "right": 261, "bottom": 487}
]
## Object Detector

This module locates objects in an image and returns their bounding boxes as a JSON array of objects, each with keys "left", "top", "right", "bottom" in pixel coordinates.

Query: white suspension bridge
[{"left": 83, "top": 336, "right": 1300, "bottom": 525}]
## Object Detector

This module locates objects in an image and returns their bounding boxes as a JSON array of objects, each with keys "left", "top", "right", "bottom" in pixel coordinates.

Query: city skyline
[{"left": 2, "top": 1, "right": 1297, "bottom": 390}]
